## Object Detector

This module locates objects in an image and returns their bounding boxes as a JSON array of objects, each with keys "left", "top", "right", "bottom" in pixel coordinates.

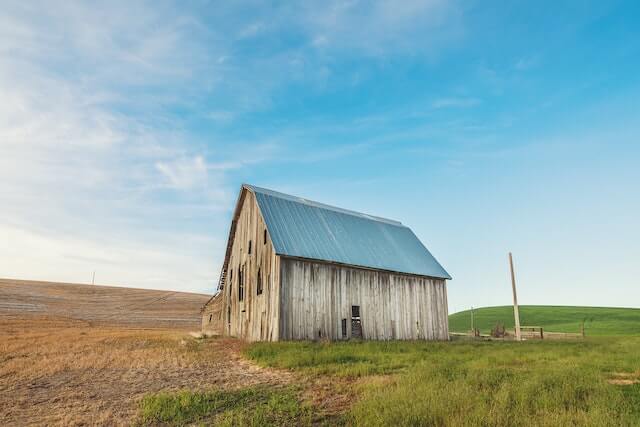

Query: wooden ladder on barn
[
  {"left": 217, "top": 218, "right": 238, "bottom": 291},
  {"left": 201, "top": 218, "right": 238, "bottom": 311}
]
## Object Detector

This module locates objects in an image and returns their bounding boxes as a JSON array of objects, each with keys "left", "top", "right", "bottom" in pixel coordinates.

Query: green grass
[
  {"left": 449, "top": 305, "right": 640, "bottom": 336},
  {"left": 138, "top": 305, "right": 640, "bottom": 425},
  {"left": 137, "top": 386, "right": 312, "bottom": 426},
  {"left": 247, "top": 338, "right": 640, "bottom": 426}
]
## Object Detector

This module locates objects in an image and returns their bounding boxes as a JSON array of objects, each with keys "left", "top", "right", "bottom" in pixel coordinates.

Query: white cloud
[
  {"left": 0, "top": 224, "right": 218, "bottom": 293},
  {"left": 0, "top": 0, "right": 464, "bottom": 292},
  {"left": 0, "top": 1, "right": 252, "bottom": 292},
  {"left": 156, "top": 156, "right": 209, "bottom": 190},
  {"left": 206, "top": 111, "right": 236, "bottom": 123},
  {"left": 238, "top": 22, "right": 267, "bottom": 39}
]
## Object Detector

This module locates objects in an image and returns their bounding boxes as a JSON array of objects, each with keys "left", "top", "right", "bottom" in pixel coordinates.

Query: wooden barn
[{"left": 201, "top": 184, "right": 451, "bottom": 341}]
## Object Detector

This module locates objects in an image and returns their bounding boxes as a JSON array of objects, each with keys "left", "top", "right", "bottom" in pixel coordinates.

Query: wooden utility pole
[
  {"left": 470, "top": 306, "right": 474, "bottom": 333},
  {"left": 509, "top": 253, "right": 522, "bottom": 341}
]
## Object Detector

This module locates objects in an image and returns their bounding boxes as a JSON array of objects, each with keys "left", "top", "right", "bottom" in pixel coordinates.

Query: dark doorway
[{"left": 351, "top": 305, "right": 362, "bottom": 339}]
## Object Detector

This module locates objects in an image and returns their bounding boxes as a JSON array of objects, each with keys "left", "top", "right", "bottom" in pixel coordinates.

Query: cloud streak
[
  {"left": 0, "top": 1, "right": 256, "bottom": 291},
  {"left": 0, "top": 0, "right": 467, "bottom": 292}
]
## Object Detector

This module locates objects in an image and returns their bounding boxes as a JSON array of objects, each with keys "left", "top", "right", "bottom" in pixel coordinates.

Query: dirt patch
[
  {"left": 607, "top": 372, "right": 640, "bottom": 386},
  {"left": 0, "top": 317, "right": 292, "bottom": 426},
  {"left": 300, "top": 374, "right": 395, "bottom": 421}
]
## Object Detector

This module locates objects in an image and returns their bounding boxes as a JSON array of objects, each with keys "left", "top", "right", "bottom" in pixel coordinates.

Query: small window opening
[
  {"left": 209, "top": 314, "right": 212, "bottom": 323},
  {"left": 318, "top": 329, "right": 322, "bottom": 339},
  {"left": 351, "top": 306, "right": 362, "bottom": 339},
  {"left": 257, "top": 269, "right": 263, "bottom": 295},
  {"left": 263, "top": 229, "right": 267, "bottom": 244},
  {"left": 248, "top": 240, "right": 252, "bottom": 255},
  {"left": 341, "top": 319, "right": 347, "bottom": 338},
  {"left": 352, "top": 305, "right": 360, "bottom": 318},
  {"left": 239, "top": 265, "right": 244, "bottom": 301},
  {"left": 227, "top": 306, "right": 231, "bottom": 323}
]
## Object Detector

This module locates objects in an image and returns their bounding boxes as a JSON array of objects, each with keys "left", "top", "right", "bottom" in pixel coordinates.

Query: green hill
[{"left": 449, "top": 305, "right": 640, "bottom": 336}]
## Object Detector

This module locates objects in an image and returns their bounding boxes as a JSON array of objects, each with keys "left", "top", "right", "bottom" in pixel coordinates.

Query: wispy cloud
[
  {"left": 514, "top": 55, "right": 540, "bottom": 71},
  {"left": 0, "top": 0, "right": 467, "bottom": 292},
  {"left": 0, "top": 1, "right": 261, "bottom": 291},
  {"left": 431, "top": 97, "right": 481, "bottom": 109},
  {"left": 298, "top": 0, "right": 464, "bottom": 56}
]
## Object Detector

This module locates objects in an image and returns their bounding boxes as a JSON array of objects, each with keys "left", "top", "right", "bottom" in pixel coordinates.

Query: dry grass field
[
  {"left": 0, "top": 279, "right": 293, "bottom": 426},
  {"left": 0, "top": 278, "right": 210, "bottom": 329}
]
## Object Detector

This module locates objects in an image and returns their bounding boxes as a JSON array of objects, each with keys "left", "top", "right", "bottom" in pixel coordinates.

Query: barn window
[
  {"left": 263, "top": 229, "right": 267, "bottom": 244},
  {"left": 256, "top": 269, "right": 263, "bottom": 295},
  {"left": 351, "top": 305, "right": 360, "bottom": 318},
  {"left": 238, "top": 265, "right": 244, "bottom": 301},
  {"left": 341, "top": 319, "right": 347, "bottom": 338},
  {"left": 351, "top": 306, "right": 362, "bottom": 339},
  {"left": 248, "top": 240, "right": 252, "bottom": 255}
]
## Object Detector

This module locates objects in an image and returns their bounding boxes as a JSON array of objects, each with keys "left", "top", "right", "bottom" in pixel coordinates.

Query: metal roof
[{"left": 244, "top": 184, "right": 451, "bottom": 280}]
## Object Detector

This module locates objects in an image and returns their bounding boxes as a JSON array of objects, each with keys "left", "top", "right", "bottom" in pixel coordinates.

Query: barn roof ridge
[{"left": 242, "top": 184, "right": 404, "bottom": 227}]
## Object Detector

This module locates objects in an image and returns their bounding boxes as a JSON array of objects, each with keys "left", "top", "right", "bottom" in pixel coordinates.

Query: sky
[{"left": 1, "top": 1, "right": 639, "bottom": 313}]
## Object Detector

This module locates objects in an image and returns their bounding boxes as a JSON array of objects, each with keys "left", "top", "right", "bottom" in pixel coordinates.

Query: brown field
[
  {"left": 0, "top": 279, "right": 292, "bottom": 426},
  {"left": 0, "top": 278, "right": 211, "bottom": 329}
]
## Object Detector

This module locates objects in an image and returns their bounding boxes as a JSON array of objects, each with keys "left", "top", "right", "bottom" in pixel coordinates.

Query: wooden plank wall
[
  {"left": 279, "top": 257, "right": 449, "bottom": 341},
  {"left": 201, "top": 293, "right": 223, "bottom": 335},
  {"left": 221, "top": 190, "right": 280, "bottom": 341}
]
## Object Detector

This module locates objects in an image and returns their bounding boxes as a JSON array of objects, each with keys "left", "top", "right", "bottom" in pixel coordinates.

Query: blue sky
[{"left": 1, "top": 1, "right": 639, "bottom": 313}]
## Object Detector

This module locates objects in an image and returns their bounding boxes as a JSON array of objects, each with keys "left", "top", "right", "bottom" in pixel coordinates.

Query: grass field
[
  {"left": 449, "top": 305, "right": 640, "bottom": 336},
  {"left": 3, "top": 280, "right": 639, "bottom": 426},
  {"left": 247, "top": 338, "right": 640, "bottom": 426}
]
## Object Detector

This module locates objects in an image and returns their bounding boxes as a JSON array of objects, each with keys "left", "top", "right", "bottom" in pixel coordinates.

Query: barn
[{"left": 201, "top": 184, "right": 451, "bottom": 341}]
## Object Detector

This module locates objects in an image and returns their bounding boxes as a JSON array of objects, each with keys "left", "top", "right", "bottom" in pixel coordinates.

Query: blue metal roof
[{"left": 245, "top": 184, "right": 451, "bottom": 280}]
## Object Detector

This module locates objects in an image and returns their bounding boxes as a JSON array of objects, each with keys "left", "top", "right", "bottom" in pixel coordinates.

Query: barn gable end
[{"left": 202, "top": 186, "right": 280, "bottom": 341}]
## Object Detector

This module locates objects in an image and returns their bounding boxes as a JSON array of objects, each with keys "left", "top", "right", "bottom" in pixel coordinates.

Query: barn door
[{"left": 351, "top": 305, "right": 362, "bottom": 339}]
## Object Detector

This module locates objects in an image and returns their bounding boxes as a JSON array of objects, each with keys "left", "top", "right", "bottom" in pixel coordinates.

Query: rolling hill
[
  {"left": 449, "top": 305, "right": 640, "bottom": 336},
  {"left": 0, "top": 278, "right": 211, "bottom": 329}
]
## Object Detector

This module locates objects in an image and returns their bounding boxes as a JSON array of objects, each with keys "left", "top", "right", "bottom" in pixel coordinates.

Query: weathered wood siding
[
  {"left": 221, "top": 190, "right": 280, "bottom": 341},
  {"left": 279, "top": 257, "right": 449, "bottom": 341},
  {"left": 201, "top": 293, "right": 223, "bottom": 335}
]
